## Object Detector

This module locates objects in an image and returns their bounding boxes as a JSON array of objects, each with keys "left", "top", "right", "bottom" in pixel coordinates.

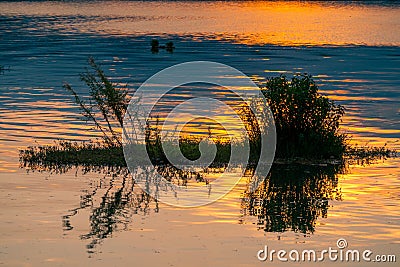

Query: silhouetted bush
[{"left": 262, "top": 74, "right": 346, "bottom": 158}]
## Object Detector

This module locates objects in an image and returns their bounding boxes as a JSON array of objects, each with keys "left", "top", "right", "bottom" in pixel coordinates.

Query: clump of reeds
[
  {"left": 63, "top": 57, "right": 129, "bottom": 147},
  {"left": 19, "top": 58, "right": 397, "bottom": 170},
  {"left": 20, "top": 140, "right": 126, "bottom": 171}
]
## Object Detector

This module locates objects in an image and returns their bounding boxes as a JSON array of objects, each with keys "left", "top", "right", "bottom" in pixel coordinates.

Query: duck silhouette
[{"left": 151, "top": 39, "right": 175, "bottom": 53}]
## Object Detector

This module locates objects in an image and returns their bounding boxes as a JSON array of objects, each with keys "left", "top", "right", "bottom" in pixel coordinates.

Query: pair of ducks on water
[{"left": 151, "top": 39, "right": 175, "bottom": 52}]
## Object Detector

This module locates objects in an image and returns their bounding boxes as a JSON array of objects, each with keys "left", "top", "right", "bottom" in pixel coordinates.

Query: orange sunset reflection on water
[{"left": 1, "top": 1, "right": 399, "bottom": 46}]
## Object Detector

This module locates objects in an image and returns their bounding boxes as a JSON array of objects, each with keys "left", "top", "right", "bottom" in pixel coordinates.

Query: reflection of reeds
[
  {"left": 241, "top": 163, "right": 345, "bottom": 234},
  {"left": 19, "top": 141, "right": 392, "bottom": 253},
  {"left": 57, "top": 164, "right": 215, "bottom": 253},
  {"left": 60, "top": 166, "right": 158, "bottom": 253},
  {"left": 54, "top": 162, "right": 347, "bottom": 253}
]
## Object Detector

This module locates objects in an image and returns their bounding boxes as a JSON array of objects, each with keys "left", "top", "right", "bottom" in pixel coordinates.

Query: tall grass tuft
[{"left": 63, "top": 57, "right": 129, "bottom": 147}]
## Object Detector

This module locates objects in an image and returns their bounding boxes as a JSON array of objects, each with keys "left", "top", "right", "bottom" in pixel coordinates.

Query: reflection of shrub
[
  {"left": 262, "top": 74, "right": 346, "bottom": 159},
  {"left": 241, "top": 163, "right": 344, "bottom": 234}
]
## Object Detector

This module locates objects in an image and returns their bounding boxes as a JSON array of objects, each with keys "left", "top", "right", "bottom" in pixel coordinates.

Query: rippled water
[{"left": 0, "top": 1, "right": 399, "bottom": 266}]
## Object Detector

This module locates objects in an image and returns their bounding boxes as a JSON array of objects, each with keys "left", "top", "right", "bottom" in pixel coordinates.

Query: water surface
[{"left": 0, "top": 1, "right": 399, "bottom": 266}]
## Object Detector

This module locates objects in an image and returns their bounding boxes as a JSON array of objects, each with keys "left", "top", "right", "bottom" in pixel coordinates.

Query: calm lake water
[{"left": 0, "top": 1, "right": 399, "bottom": 266}]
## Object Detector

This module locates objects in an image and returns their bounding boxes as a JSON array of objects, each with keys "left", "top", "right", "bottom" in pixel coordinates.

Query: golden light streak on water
[{"left": 1, "top": 1, "right": 399, "bottom": 46}]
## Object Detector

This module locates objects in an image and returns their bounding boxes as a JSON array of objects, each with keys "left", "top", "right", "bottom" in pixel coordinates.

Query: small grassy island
[{"left": 20, "top": 58, "right": 396, "bottom": 171}]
